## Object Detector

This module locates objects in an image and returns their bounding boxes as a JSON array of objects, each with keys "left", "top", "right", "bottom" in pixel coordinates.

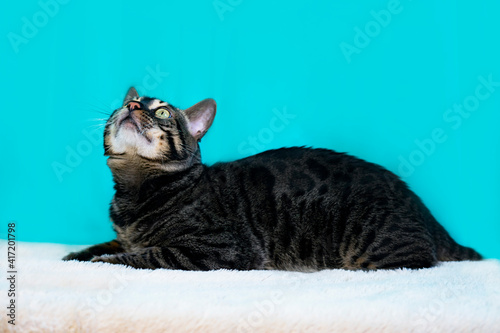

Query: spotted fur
[{"left": 63, "top": 88, "right": 482, "bottom": 270}]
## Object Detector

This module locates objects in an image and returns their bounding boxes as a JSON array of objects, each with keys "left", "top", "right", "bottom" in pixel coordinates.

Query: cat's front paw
[
  {"left": 62, "top": 250, "right": 94, "bottom": 262},
  {"left": 90, "top": 255, "right": 119, "bottom": 265}
]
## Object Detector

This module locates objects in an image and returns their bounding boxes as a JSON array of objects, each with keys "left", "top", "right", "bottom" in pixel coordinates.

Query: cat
[{"left": 62, "top": 87, "right": 482, "bottom": 270}]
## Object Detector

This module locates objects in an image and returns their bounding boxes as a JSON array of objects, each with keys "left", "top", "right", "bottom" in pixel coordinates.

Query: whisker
[
  {"left": 77, "top": 100, "right": 119, "bottom": 117},
  {"left": 84, "top": 118, "right": 108, "bottom": 123},
  {"left": 86, "top": 123, "right": 106, "bottom": 130},
  {"left": 97, "top": 111, "right": 112, "bottom": 116}
]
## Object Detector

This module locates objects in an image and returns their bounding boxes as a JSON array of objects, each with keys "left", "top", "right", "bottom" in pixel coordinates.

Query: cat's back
[
  {"left": 210, "top": 147, "right": 399, "bottom": 192},
  {"left": 206, "top": 146, "right": 407, "bottom": 212},
  {"left": 213, "top": 147, "right": 360, "bottom": 174}
]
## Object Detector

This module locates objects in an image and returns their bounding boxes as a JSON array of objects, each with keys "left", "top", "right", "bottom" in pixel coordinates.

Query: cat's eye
[{"left": 155, "top": 108, "right": 171, "bottom": 119}]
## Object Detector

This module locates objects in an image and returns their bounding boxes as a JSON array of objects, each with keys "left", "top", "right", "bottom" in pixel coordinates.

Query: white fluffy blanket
[{"left": 1, "top": 241, "right": 499, "bottom": 333}]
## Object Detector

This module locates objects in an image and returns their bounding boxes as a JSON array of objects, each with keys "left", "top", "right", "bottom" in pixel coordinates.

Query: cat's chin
[{"left": 109, "top": 125, "right": 159, "bottom": 159}]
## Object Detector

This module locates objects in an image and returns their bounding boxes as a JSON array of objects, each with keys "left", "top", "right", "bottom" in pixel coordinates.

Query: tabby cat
[{"left": 63, "top": 87, "right": 482, "bottom": 270}]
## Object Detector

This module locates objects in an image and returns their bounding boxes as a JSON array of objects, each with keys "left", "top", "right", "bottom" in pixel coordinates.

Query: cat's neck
[{"left": 108, "top": 157, "right": 205, "bottom": 199}]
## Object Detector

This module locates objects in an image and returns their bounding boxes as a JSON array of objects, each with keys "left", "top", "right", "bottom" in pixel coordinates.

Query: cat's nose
[{"left": 127, "top": 101, "right": 141, "bottom": 111}]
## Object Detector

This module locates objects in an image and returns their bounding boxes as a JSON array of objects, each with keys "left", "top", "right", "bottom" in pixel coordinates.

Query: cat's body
[{"left": 63, "top": 88, "right": 481, "bottom": 270}]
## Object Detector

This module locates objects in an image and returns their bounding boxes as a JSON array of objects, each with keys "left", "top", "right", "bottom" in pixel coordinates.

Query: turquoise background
[{"left": 1, "top": 1, "right": 499, "bottom": 258}]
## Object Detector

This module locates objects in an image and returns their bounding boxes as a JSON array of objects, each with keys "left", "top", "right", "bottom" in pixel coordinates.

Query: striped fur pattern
[{"left": 63, "top": 88, "right": 482, "bottom": 270}]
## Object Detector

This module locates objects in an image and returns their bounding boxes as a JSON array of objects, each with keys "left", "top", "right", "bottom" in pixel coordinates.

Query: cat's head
[{"left": 104, "top": 87, "right": 216, "bottom": 173}]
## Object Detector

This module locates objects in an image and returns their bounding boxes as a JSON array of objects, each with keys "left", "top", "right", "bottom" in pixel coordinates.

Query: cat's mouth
[
  {"left": 111, "top": 108, "right": 154, "bottom": 147},
  {"left": 119, "top": 115, "right": 141, "bottom": 132},
  {"left": 115, "top": 109, "right": 151, "bottom": 137}
]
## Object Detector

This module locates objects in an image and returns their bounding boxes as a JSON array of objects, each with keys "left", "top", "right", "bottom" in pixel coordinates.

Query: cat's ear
[
  {"left": 123, "top": 87, "right": 139, "bottom": 105},
  {"left": 184, "top": 99, "right": 216, "bottom": 141}
]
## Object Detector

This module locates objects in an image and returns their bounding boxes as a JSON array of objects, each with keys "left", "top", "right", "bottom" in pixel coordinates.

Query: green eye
[{"left": 155, "top": 108, "right": 171, "bottom": 119}]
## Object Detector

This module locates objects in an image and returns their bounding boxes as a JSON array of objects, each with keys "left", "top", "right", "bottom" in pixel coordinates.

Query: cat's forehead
[{"left": 136, "top": 97, "right": 169, "bottom": 110}]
